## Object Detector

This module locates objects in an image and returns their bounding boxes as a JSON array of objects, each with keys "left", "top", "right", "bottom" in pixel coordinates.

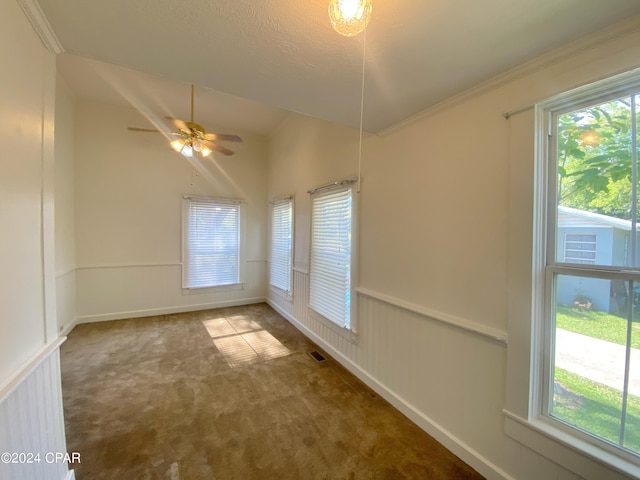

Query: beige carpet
[{"left": 61, "top": 303, "right": 484, "bottom": 479}]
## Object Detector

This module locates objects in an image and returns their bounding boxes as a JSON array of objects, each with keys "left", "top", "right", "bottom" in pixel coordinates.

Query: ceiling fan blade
[
  {"left": 128, "top": 127, "right": 161, "bottom": 133},
  {"left": 205, "top": 140, "right": 235, "bottom": 156},
  {"left": 166, "top": 116, "right": 189, "bottom": 132},
  {"left": 204, "top": 133, "right": 242, "bottom": 142}
]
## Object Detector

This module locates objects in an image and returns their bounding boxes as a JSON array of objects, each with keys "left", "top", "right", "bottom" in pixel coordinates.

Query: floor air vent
[{"left": 308, "top": 351, "right": 326, "bottom": 362}]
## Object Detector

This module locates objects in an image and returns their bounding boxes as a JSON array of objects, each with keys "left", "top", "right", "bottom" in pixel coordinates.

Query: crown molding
[
  {"left": 17, "top": 0, "right": 64, "bottom": 54},
  {"left": 377, "top": 14, "right": 640, "bottom": 136}
]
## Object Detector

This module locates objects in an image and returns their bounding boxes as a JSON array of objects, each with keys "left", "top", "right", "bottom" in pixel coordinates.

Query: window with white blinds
[
  {"left": 183, "top": 197, "right": 240, "bottom": 288},
  {"left": 270, "top": 197, "right": 293, "bottom": 293},
  {"left": 309, "top": 182, "right": 353, "bottom": 329}
]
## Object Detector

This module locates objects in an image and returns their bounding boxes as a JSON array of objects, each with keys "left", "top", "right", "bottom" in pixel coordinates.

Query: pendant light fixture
[
  {"left": 328, "top": 0, "right": 371, "bottom": 193},
  {"left": 328, "top": 0, "right": 372, "bottom": 37}
]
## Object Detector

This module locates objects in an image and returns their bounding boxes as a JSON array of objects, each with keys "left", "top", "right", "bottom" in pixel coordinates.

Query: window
[
  {"left": 535, "top": 70, "right": 640, "bottom": 466},
  {"left": 308, "top": 180, "right": 355, "bottom": 330},
  {"left": 270, "top": 196, "right": 293, "bottom": 294},
  {"left": 564, "top": 233, "right": 596, "bottom": 264},
  {"left": 182, "top": 196, "right": 240, "bottom": 289}
]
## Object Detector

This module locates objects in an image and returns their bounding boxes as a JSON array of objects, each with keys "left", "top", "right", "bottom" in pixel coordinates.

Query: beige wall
[
  {"left": 267, "top": 19, "right": 640, "bottom": 480},
  {"left": 54, "top": 73, "right": 77, "bottom": 334},
  {"left": 73, "top": 100, "right": 269, "bottom": 321},
  {"left": 0, "top": 3, "right": 71, "bottom": 480},
  {"left": 268, "top": 114, "right": 362, "bottom": 272},
  {"left": 0, "top": 0, "right": 57, "bottom": 385}
]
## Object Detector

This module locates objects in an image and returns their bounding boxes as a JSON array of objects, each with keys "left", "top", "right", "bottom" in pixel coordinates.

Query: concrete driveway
[{"left": 555, "top": 328, "right": 640, "bottom": 397}]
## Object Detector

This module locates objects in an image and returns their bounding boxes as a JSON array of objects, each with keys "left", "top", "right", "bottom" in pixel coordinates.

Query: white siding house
[{"left": 557, "top": 206, "right": 638, "bottom": 312}]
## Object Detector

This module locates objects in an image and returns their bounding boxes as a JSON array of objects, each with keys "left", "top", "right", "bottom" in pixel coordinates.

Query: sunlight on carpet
[{"left": 202, "top": 315, "right": 290, "bottom": 368}]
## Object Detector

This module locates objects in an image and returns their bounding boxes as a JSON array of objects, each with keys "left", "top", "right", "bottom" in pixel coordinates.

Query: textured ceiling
[{"left": 39, "top": 0, "right": 640, "bottom": 133}]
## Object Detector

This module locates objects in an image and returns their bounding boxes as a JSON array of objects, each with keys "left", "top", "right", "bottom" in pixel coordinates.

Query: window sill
[
  {"left": 503, "top": 409, "right": 640, "bottom": 479},
  {"left": 182, "top": 283, "right": 245, "bottom": 296}
]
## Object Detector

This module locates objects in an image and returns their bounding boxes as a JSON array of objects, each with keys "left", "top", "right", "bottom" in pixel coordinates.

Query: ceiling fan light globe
[
  {"left": 201, "top": 146, "right": 212, "bottom": 157},
  {"left": 170, "top": 139, "right": 185, "bottom": 152},
  {"left": 181, "top": 144, "right": 193, "bottom": 157},
  {"left": 328, "top": 0, "right": 372, "bottom": 37}
]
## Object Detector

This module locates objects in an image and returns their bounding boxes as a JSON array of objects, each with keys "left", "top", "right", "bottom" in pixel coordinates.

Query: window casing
[
  {"left": 270, "top": 196, "right": 293, "bottom": 294},
  {"left": 308, "top": 180, "right": 356, "bottom": 331},
  {"left": 182, "top": 196, "right": 241, "bottom": 289},
  {"left": 533, "top": 69, "right": 640, "bottom": 470}
]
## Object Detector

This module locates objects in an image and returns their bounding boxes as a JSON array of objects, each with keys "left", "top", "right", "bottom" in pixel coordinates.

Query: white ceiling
[{"left": 40, "top": 0, "right": 640, "bottom": 134}]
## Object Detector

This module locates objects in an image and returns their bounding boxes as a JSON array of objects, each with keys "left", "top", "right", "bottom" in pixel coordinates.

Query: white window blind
[
  {"left": 184, "top": 198, "right": 240, "bottom": 288},
  {"left": 309, "top": 183, "right": 353, "bottom": 328},
  {"left": 270, "top": 197, "right": 293, "bottom": 293}
]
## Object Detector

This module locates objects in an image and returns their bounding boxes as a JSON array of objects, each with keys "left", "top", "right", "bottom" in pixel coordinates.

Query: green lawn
[
  {"left": 555, "top": 305, "right": 640, "bottom": 349},
  {"left": 554, "top": 306, "right": 640, "bottom": 453},
  {"left": 553, "top": 368, "right": 640, "bottom": 453}
]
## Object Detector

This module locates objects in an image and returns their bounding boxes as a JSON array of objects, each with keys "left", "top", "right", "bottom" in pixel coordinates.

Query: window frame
[
  {"left": 308, "top": 178, "right": 358, "bottom": 339},
  {"left": 181, "top": 195, "right": 245, "bottom": 292},
  {"left": 269, "top": 195, "right": 294, "bottom": 297},
  {"left": 523, "top": 68, "right": 640, "bottom": 476}
]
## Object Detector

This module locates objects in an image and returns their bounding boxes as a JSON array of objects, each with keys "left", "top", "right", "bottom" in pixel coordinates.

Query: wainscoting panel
[
  {"left": 0, "top": 340, "right": 71, "bottom": 480},
  {"left": 269, "top": 269, "right": 510, "bottom": 479}
]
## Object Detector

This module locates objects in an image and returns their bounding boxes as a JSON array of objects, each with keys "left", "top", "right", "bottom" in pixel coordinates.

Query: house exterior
[{"left": 557, "top": 206, "right": 639, "bottom": 313}]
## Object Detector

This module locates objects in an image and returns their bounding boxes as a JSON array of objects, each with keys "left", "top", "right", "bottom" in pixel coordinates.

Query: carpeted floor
[{"left": 61, "top": 303, "right": 484, "bottom": 479}]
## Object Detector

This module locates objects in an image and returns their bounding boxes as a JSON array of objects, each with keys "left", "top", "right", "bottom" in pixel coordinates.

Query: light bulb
[
  {"left": 200, "top": 146, "right": 212, "bottom": 157},
  {"left": 181, "top": 144, "right": 193, "bottom": 157},
  {"left": 170, "top": 139, "right": 185, "bottom": 152},
  {"left": 328, "top": 0, "right": 372, "bottom": 37}
]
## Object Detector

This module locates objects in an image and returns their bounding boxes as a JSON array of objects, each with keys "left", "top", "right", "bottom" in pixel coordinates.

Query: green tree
[{"left": 557, "top": 99, "right": 636, "bottom": 220}]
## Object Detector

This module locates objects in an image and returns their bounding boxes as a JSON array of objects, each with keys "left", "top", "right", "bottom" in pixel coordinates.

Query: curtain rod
[
  {"left": 307, "top": 177, "right": 357, "bottom": 195},
  {"left": 182, "top": 195, "right": 242, "bottom": 204},
  {"left": 503, "top": 104, "right": 534, "bottom": 119},
  {"left": 269, "top": 195, "right": 293, "bottom": 204}
]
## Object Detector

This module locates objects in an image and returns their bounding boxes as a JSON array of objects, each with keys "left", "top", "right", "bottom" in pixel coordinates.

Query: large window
[
  {"left": 537, "top": 71, "right": 640, "bottom": 465},
  {"left": 182, "top": 196, "right": 240, "bottom": 289},
  {"left": 309, "top": 180, "right": 355, "bottom": 330},
  {"left": 270, "top": 196, "right": 293, "bottom": 294}
]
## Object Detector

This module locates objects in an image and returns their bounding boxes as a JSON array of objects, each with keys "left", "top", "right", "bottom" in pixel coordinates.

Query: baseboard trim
[
  {"left": 76, "top": 297, "right": 267, "bottom": 324},
  {"left": 267, "top": 298, "right": 513, "bottom": 480},
  {"left": 59, "top": 317, "right": 79, "bottom": 337}
]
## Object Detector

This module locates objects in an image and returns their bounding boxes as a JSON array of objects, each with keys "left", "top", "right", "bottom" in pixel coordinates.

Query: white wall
[
  {"left": 73, "top": 100, "right": 269, "bottom": 322},
  {"left": 0, "top": 1, "right": 70, "bottom": 479},
  {"left": 54, "top": 74, "right": 77, "bottom": 334},
  {"left": 267, "top": 17, "right": 640, "bottom": 480},
  {"left": 0, "top": 0, "right": 56, "bottom": 390}
]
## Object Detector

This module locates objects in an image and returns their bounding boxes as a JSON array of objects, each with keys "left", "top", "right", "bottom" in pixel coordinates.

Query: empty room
[{"left": 2, "top": 1, "right": 640, "bottom": 479}]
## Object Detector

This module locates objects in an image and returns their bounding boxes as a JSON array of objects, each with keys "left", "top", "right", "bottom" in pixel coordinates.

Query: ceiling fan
[{"left": 128, "top": 84, "right": 242, "bottom": 157}]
